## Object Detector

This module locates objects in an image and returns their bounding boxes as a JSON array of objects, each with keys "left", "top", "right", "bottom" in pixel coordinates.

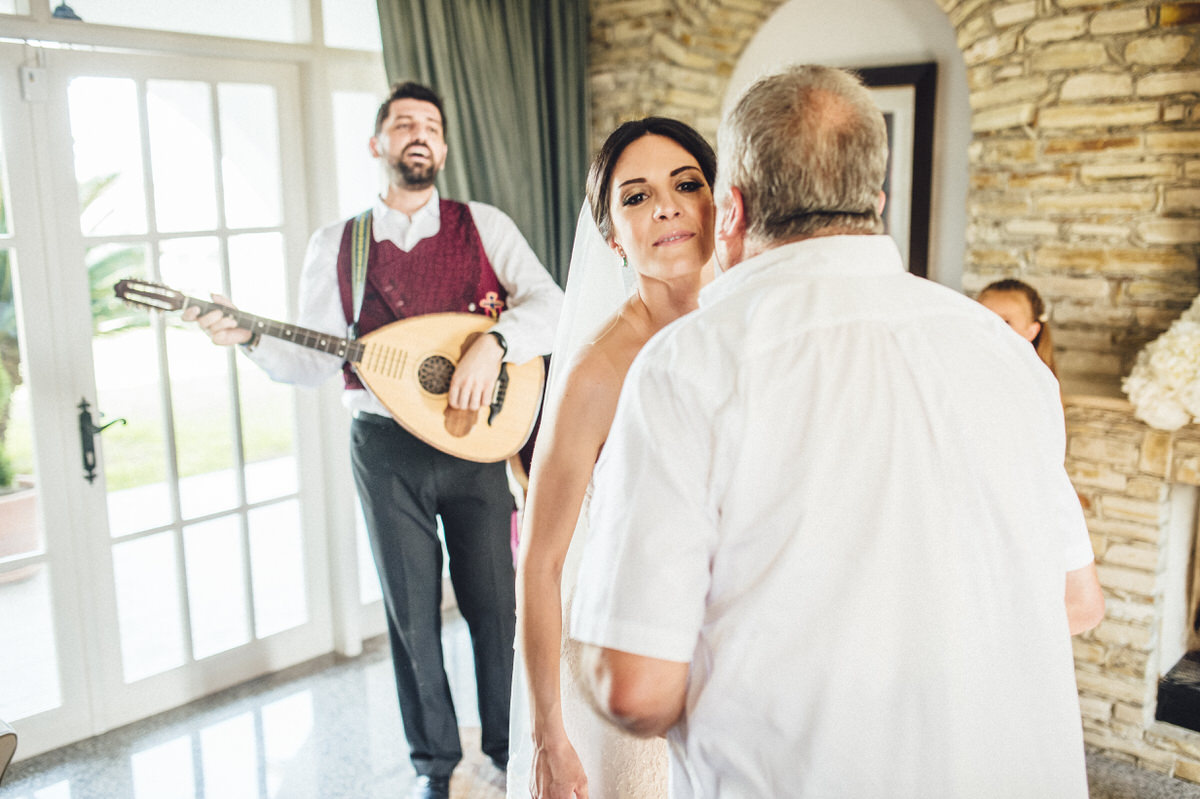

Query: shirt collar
[
  {"left": 702, "top": 234, "right": 904, "bottom": 306},
  {"left": 372, "top": 187, "right": 440, "bottom": 214},
  {"left": 371, "top": 189, "right": 441, "bottom": 248}
]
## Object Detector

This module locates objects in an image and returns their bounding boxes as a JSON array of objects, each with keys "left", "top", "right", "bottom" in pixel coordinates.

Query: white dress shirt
[
  {"left": 247, "top": 192, "right": 563, "bottom": 418},
  {"left": 572, "top": 235, "right": 1093, "bottom": 799}
]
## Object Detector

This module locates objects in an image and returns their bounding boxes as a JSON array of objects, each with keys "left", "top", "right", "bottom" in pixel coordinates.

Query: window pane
[
  {"left": 91, "top": 243, "right": 177, "bottom": 536},
  {"left": 160, "top": 237, "right": 239, "bottom": 519},
  {"left": 249, "top": 501, "right": 307, "bottom": 636},
  {"left": 148, "top": 80, "right": 218, "bottom": 233},
  {"left": 1, "top": 251, "right": 41, "bottom": 555},
  {"left": 229, "top": 232, "right": 287, "bottom": 315},
  {"left": 115, "top": 532, "right": 187, "bottom": 682},
  {"left": 184, "top": 516, "right": 250, "bottom": 659},
  {"left": 159, "top": 235, "right": 221, "bottom": 293},
  {"left": 64, "top": 0, "right": 306, "bottom": 43},
  {"left": 0, "top": 467, "right": 38, "bottom": 564},
  {"left": 170, "top": 321, "right": 238, "bottom": 520},
  {"left": 229, "top": 232, "right": 297, "bottom": 503},
  {"left": 0, "top": 565, "right": 61, "bottom": 720},
  {"left": 242, "top": 417, "right": 297, "bottom": 504},
  {"left": 0, "top": 156, "right": 8, "bottom": 235},
  {"left": 332, "top": 91, "right": 382, "bottom": 218},
  {"left": 218, "top": 84, "right": 282, "bottom": 229},
  {"left": 69, "top": 77, "right": 148, "bottom": 236},
  {"left": 323, "top": 0, "right": 382, "bottom": 51}
]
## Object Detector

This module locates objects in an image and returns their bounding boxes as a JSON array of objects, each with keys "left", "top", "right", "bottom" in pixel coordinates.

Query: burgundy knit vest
[{"left": 336, "top": 200, "right": 507, "bottom": 390}]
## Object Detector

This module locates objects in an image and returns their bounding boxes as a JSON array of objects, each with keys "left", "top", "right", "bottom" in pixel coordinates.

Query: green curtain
[{"left": 376, "top": 0, "right": 588, "bottom": 286}]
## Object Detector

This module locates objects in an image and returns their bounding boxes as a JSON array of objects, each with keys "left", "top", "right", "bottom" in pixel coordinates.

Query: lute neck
[{"left": 180, "top": 296, "right": 364, "bottom": 362}]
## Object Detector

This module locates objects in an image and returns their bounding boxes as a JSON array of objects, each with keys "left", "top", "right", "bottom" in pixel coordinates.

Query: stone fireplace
[
  {"left": 1065, "top": 395, "right": 1200, "bottom": 777},
  {"left": 588, "top": 0, "right": 1200, "bottom": 782}
]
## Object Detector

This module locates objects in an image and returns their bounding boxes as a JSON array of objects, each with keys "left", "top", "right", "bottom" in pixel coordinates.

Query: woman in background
[{"left": 978, "top": 278, "right": 1056, "bottom": 377}]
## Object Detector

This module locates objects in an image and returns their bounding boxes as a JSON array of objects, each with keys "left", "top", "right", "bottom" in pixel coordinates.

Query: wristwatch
[{"left": 487, "top": 330, "right": 508, "bottom": 357}]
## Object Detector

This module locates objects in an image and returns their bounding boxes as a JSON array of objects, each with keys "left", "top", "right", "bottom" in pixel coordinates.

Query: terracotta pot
[{"left": 0, "top": 478, "right": 40, "bottom": 583}]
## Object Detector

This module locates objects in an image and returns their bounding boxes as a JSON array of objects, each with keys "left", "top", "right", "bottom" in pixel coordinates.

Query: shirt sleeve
[
  {"left": 243, "top": 222, "right": 348, "bottom": 386},
  {"left": 569, "top": 342, "right": 716, "bottom": 663},
  {"left": 1057, "top": 473, "right": 1095, "bottom": 571},
  {"left": 467, "top": 201, "right": 563, "bottom": 365},
  {"left": 1026, "top": 350, "right": 1095, "bottom": 572},
  {"left": 1046, "top": 404, "right": 1095, "bottom": 572}
]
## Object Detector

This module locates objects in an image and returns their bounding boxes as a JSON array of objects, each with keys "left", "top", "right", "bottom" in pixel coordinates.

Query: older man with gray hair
[{"left": 569, "top": 64, "right": 1103, "bottom": 797}]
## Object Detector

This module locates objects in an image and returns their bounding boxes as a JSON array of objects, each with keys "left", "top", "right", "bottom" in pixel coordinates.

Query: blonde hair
[{"left": 979, "top": 278, "right": 1056, "bottom": 377}]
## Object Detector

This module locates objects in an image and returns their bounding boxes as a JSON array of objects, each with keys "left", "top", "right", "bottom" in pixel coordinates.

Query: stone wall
[
  {"left": 588, "top": 0, "right": 785, "bottom": 152},
  {"left": 957, "top": 1, "right": 1200, "bottom": 397},
  {"left": 1067, "top": 395, "right": 1200, "bottom": 779},
  {"left": 588, "top": 0, "right": 1200, "bottom": 782}
]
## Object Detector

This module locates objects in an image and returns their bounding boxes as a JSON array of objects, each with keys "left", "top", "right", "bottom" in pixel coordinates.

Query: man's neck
[
  {"left": 382, "top": 183, "right": 436, "bottom": 217},
  {"left": 746, "top": 227, "right": 871, "bottom": 260}
]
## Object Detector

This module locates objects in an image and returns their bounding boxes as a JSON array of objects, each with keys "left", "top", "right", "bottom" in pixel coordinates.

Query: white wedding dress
[
  {"left": 506, "top": 206, "right": 669, "bottom": 798},
  {"left": 507, "top": 487, "right": 669, "bottom": 799}
]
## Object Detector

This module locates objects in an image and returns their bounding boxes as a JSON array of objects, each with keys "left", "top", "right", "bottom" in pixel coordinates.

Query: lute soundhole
[{"left": 418, "top": 355, "right": 455, "bottom": 394}]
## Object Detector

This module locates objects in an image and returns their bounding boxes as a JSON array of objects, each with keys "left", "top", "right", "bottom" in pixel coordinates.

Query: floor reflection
[
  {"left": 8, "top": 608, "right": 1200, "bottom": 797},
  {"left": 3, "top": 612, "right": 503, "bottom": 799}
]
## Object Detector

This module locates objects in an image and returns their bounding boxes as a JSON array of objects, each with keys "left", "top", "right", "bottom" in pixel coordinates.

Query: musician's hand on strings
[
  {"left": 182, "top": 293, "right": 253, "bottom": 347},
  {"left": 449, "top": 332, "right": 505, "bottom": 411}
]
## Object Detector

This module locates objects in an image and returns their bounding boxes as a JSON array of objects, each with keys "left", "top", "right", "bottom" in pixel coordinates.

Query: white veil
[
  {"left": 541, "top": 198, "right": 635, "bottom": 622},
  {"left": 544, "top": 202, "right": 635, "bottom": 410},
  {"left": 506, "top": 202, "right": 634, "bottom": 797}
]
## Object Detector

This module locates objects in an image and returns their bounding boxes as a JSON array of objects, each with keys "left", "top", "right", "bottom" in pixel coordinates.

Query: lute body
[{"left": 114, "top": 279, "right": 544, "bottom": 463}]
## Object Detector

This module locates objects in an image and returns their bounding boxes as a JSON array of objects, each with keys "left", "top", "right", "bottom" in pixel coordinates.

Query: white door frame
[{"left": 2, "top": 42, "right": 352, "bottom": 759}]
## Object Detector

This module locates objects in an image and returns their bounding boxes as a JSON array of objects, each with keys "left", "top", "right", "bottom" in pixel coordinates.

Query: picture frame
[{"left": 855, "top": 62, "right": 937, "bottom": 278}]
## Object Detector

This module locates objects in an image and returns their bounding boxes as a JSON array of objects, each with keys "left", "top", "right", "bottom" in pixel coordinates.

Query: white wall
[{"left": 726, "top": 0, "right": 970, "bottom": 289}]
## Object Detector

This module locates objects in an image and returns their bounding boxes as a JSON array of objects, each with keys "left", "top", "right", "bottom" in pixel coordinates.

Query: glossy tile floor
[
  {"left": 5, "top": 611, "right": 1200, "bottom": 798},
  {"left": 3, "top": 613, "right": 503, "bottom": 799}
]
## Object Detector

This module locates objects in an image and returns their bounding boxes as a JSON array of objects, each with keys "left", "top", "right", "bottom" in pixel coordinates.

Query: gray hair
[{"left": 716, "top": 64, "right": 889, "bottom": 246}]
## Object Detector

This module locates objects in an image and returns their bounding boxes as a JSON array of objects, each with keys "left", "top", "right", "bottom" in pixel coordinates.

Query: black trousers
[{"left": 350, "top": 414, "right": 516, "bottom": 778}]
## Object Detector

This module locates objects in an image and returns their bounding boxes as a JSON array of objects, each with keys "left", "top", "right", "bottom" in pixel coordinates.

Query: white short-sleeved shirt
[
  {"left": 247, "top": 191, "right": 563, "bottom": 417},
  {"left": 571, "top": 235, "right": 1093, "bottom": 799}
]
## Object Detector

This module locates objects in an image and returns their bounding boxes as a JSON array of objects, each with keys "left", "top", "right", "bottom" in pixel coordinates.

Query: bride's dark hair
[{"left": 585, "top": 117, "right": 717, "bottom": 243}]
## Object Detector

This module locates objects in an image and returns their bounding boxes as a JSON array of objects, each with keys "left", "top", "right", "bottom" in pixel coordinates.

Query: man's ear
[
  {"left": 718, "top": 186, "right": 746, "bottom": 243},
  {"left": 876, "top": 190, "right": 887, "bottom": 216},
  {"left": 715, "top": 186, "right": 748, "bottom": 270},
  {"left": 368, "top": 136, "right": 382, "bottom": 159}
]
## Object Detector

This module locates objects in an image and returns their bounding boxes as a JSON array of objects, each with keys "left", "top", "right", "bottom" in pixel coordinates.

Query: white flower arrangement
[{"left": 1123, "top": 295, "right": 1200, "bottom": 431}]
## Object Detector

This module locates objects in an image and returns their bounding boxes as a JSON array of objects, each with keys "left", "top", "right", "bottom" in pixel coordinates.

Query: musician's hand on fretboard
[{"left": 182, "top": 293, "right": 254, "bottom": 348}]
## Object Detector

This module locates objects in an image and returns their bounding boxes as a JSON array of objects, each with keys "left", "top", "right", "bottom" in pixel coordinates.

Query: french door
[{"left": 0, "top": 44, "right": 335, "bottom": 758}]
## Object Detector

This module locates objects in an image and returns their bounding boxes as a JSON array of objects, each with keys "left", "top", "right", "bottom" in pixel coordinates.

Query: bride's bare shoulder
[
  {"left": 552, "top": 311, "right": 642, "bottom": 425},
  {"left": 567, "top": 311, "right": 642, "bottom": 393}
]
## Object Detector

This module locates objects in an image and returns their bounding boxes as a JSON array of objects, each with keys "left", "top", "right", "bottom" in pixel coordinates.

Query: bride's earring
[{"left": 616, "top": 246, "right": 628, "bottom": 269}]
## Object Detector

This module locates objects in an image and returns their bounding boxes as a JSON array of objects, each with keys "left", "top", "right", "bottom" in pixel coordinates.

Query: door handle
[{"left": 78, "top": 398, "right": 126, "bottom": 484}]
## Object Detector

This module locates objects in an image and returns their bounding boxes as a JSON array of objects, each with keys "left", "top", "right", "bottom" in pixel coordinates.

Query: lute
[{"left": 114, "top": 278, "right": 544, "bottom": 463}]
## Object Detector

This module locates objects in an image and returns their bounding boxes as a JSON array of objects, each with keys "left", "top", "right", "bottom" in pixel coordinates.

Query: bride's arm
[{"left": 518, "top": 354, "right": 620, "bottom": 799}]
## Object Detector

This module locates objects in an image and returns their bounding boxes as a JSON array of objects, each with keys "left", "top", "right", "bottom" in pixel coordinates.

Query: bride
[{"left": 507, "top": 118, "right": 717, "bottom": 799}]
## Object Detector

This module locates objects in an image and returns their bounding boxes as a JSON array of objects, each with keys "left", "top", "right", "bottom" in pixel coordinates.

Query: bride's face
[{"left": 607, "top": 134, "right": 715, "bottom": 281}]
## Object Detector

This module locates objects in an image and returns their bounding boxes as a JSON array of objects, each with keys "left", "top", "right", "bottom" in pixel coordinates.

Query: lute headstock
[{"left": 113, "top": 279, "right": 189, "bottom": 312}]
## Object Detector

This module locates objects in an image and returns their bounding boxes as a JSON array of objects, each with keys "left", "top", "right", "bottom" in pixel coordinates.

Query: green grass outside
[{"left": 5, "top": 329, "right": 298, "bottom": 492}]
